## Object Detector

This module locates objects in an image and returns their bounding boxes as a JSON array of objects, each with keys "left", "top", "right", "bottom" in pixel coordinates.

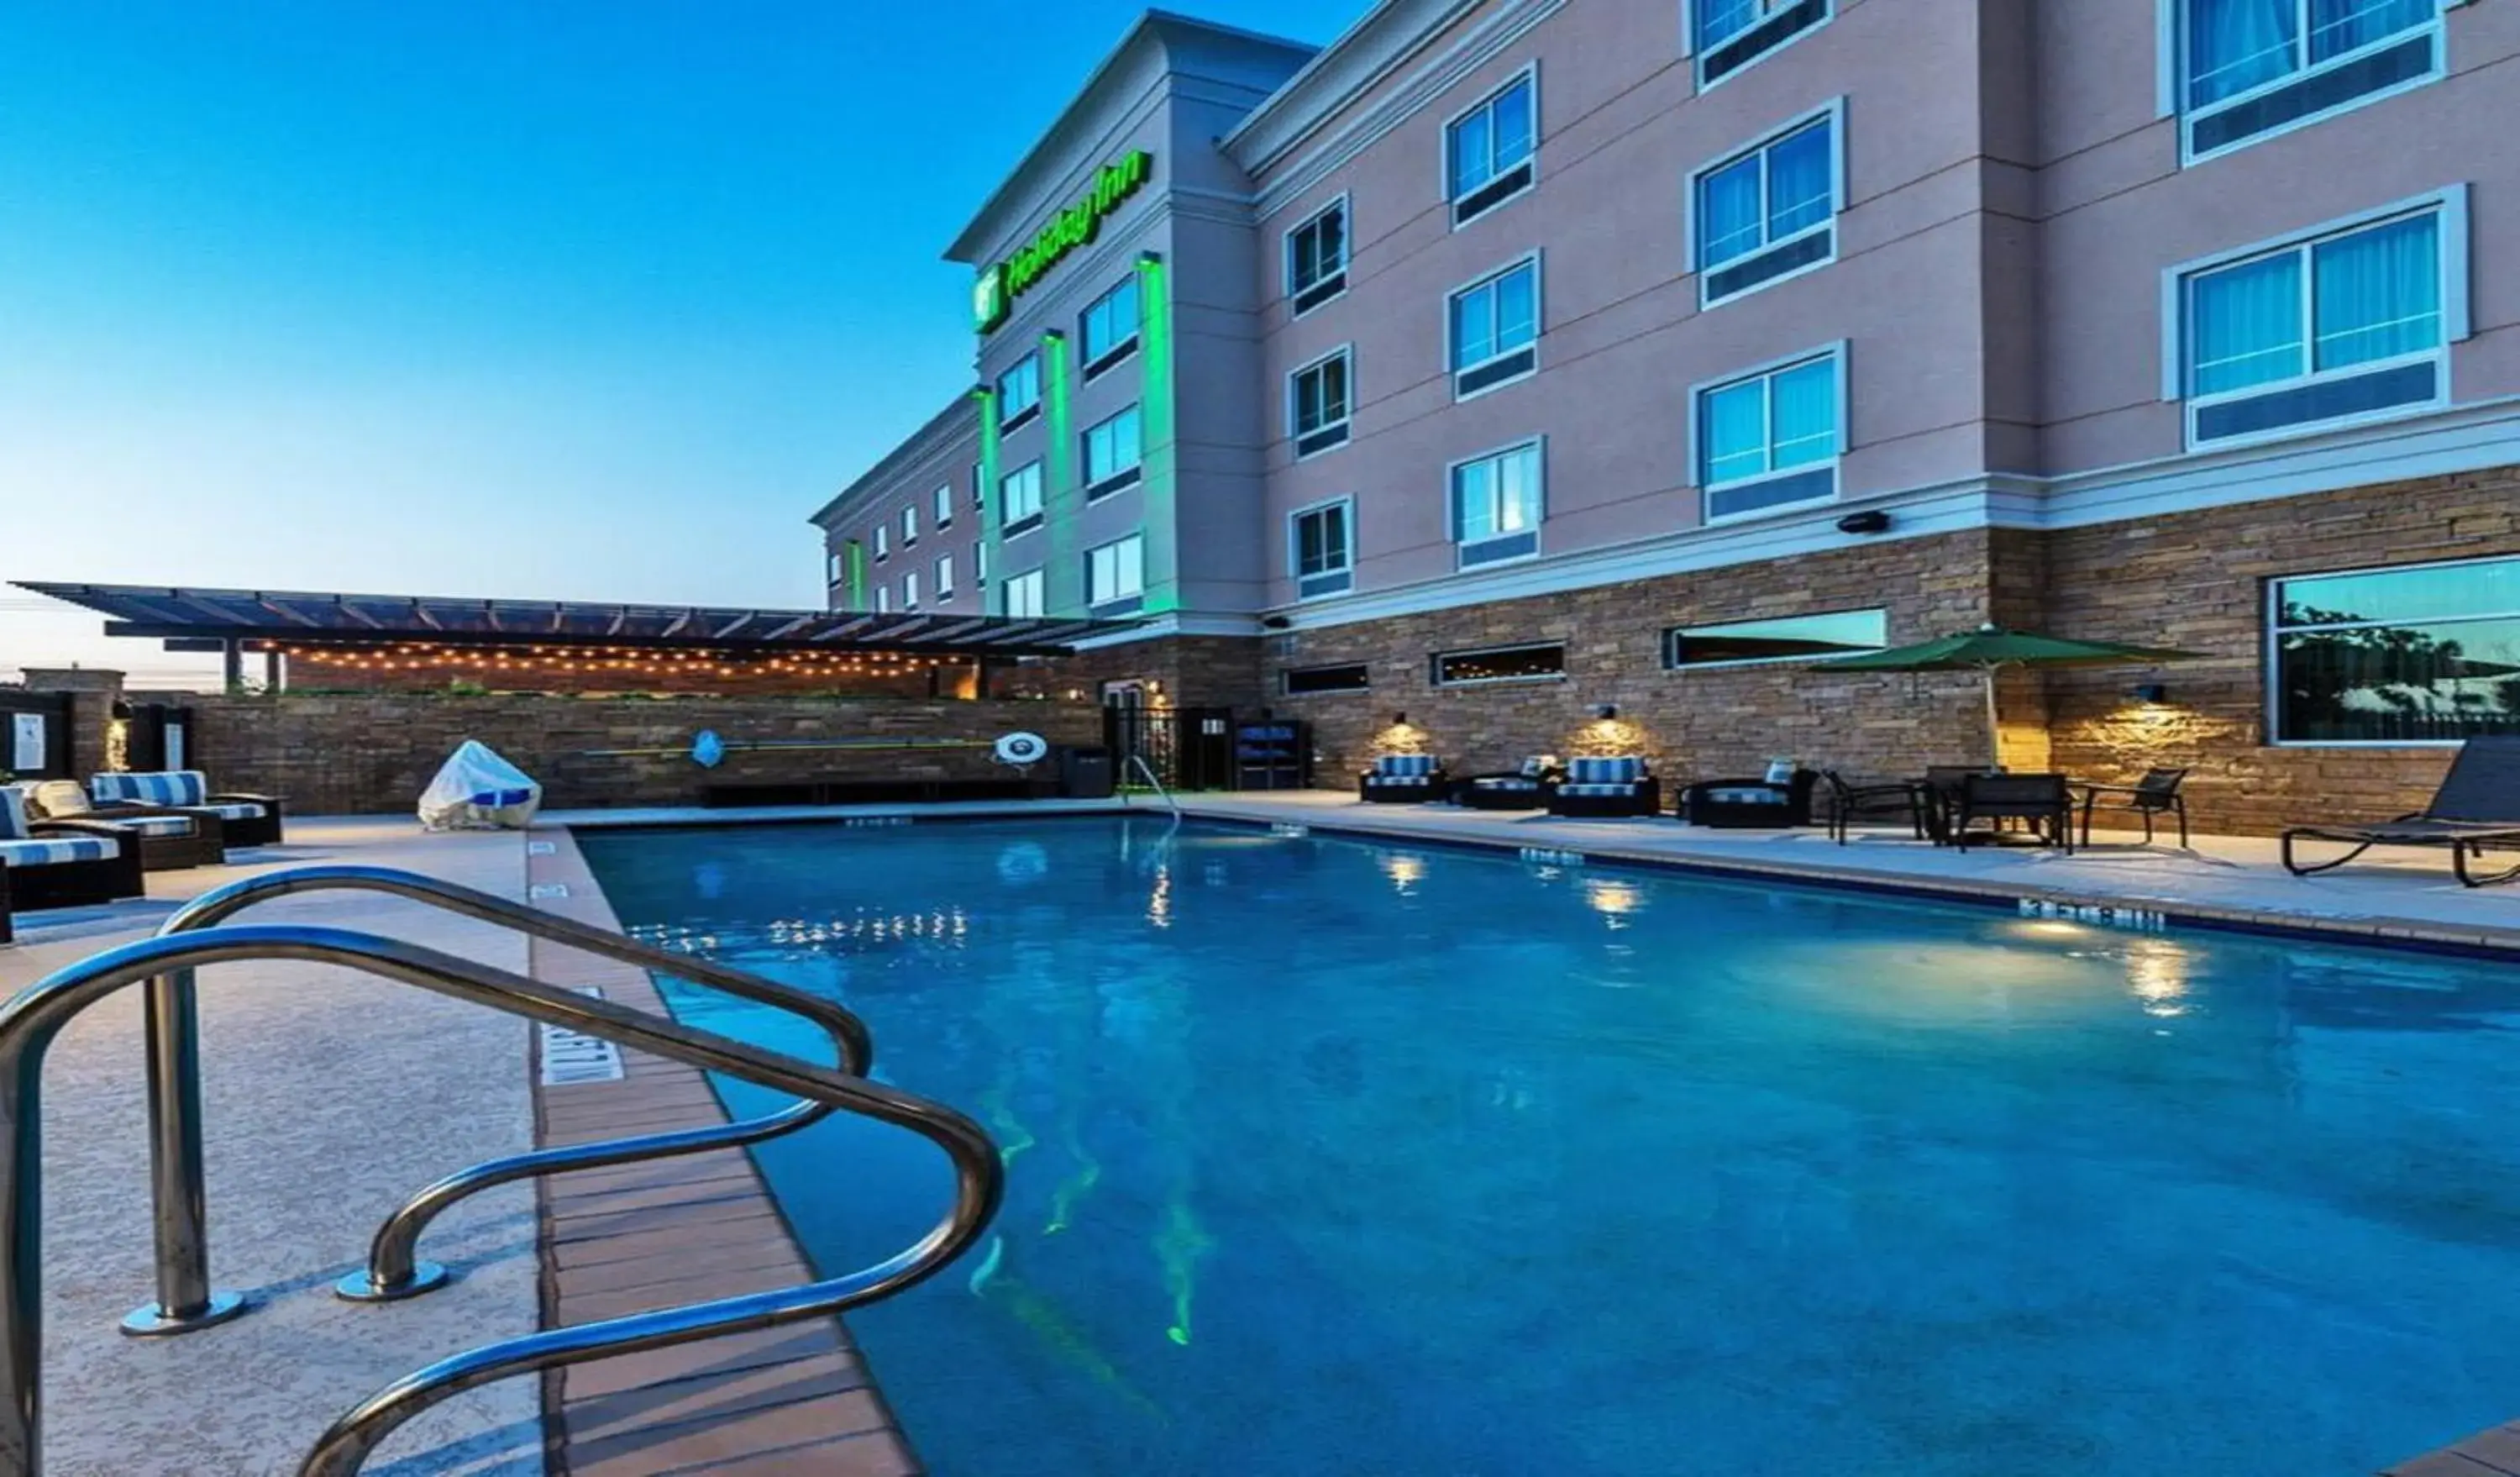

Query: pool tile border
[{"left": 527, "top": 828, "right": 922, "bottom": 1476}]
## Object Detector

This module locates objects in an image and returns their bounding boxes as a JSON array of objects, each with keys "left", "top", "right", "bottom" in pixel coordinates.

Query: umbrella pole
[{"left": 1982, "top": 665, "right": 2003, "bottom": 770}]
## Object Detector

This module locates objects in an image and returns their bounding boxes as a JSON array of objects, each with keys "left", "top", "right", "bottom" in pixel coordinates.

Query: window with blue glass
[
  {"left": 1450, "top": 439, "right": 1544, "bottom": 570},
  {"left": 1082, "top": 406, "right": 1142, "bottom": 497},
  {"left": 1693, "top": 108, "right": 1838, "bottom": 307},
  {"left": 1000, "top": 460, "right": 1044, "bottom": 531},
  {"left": 1079, "top": 277, "right": 1140, "bottom": 376},
  {"left": 1290, "top": 500, "right": 1353, "bottom": 599},
  {"left": 1697, "top": 350, "right": 1840, "bottom": 522},
  {"left": 2271, "top": 554, "right": 2520, "bottom": 744},
  {"left": 1693, "top": 0, "right": 1832, "bottom": 87},
  {"left": 997, "top": 354, "right": 1042, "bottom": 428},
  {"left": 1446, "top": 72, "right": 1536, "bottom": 226},
  {"left": 2181, "top": 205, "right": 2447, "bottom": 447},
  {"left": 2181, "top": 0, "right": 2444, "bottom": 161},
  {"left": 1448, "top": 258, "right": 1539, "bottom": 399}
]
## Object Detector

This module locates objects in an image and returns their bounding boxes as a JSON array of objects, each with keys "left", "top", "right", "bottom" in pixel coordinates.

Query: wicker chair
[
  {"left": 91, "top": 770, "right": 284, "bottom": 848},
  {"left": 25, "top": 779, "right": 224, "bottom": 870},
  {"left": 1546, "top": 756, "right": 1661, "bottom": 818},
  {"left": 0, "top": 786, "right": 145, "bottom": 943},
  {"left": 1359, "top": 754, "right": 1451, "bottom": 804}
]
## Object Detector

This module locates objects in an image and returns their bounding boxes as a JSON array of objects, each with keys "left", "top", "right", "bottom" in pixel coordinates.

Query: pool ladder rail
[
  {"left": 0, "top": 865, "right": 1005, "bottom": 1477},
  {"left": 1123, "top": 753, "right": 1184, "bottom": 835}
]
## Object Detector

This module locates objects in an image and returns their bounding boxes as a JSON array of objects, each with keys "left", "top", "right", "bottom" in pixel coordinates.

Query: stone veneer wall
[
  {"left": 2040, "top": 473, "right": 2499, "bottom": 836},
  {"left": 995, "top": 635, "right": 1268, "bottom": 713},
  {"left": 185, "top": 694, "right": 1100, "bottom": 816}
]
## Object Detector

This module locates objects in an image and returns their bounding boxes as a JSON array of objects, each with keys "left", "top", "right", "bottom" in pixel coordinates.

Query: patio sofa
[
  {"left": 1456, "top": 755, "right": 1564, "bottom": 811},
  {"left": 24, "top": 779, "right": 224, "bottom": 870},
  {"left": 1359, "top": 754, "right": 1450, "bottom": 804},
  {"left": 2281, "top": 736, "right": 2520, "bottom": 886},
  {"left": 1, "top": 787, "right": 146, "bottom": 944},
  {"left": 92, "top": 770, "right": 285, "bottom": 849},
  {"left": 1546, "top": 756, "right": 1661, "bottom": 818}
]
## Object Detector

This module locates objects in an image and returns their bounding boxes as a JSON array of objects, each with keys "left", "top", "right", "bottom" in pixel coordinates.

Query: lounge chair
[
  {"left": 1821, "top": 770, "right": 1927, "bottom": 844},
  {"left": 91, "top": 770, "right": 285, "bottom": 849},
  {"left": 1456, "top": 754, "right": 1563, "bottom": 811},
  {"left": 1359, "top": 754, "right": 1450, "bottom": 804},
  {"left": 0, "top": 786, "right": 146, "bottom": 944},
  {"left": 24, "top": 779, "right": 225, "bottom": 870},
  {"left": 2281, "top": 736, "right": 2520, "bottom": 887},
  {"left": 1681, "top": 768, "right": 1818, "bottom": 828},
  {"left": 2076, "top": 767, "right": 2190, "bottom": 849},
  {"left": 1951, "top": 773, "right": 2074, "bottom": 853},
  {"left": 1546, "top": 756, "right": 1661, "bottom": 818}
]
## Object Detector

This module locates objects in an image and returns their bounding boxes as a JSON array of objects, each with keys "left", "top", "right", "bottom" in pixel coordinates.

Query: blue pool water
[{"left": 579, "top": 818, "right": 2520, "bottom": 1475}]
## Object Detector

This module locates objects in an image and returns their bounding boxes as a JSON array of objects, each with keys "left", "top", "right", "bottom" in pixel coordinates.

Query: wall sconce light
[
  {"left": 2129, "top": 683, "right": 2168, "bottom": 704},
  {"left": 1835, "top": 509, "right": 1893, "bottom": 535},
  {"left": 1391, "top": 711, "right": 1408, "bottom": 727},
  {"left": 1261, "top": 614, "right": 1293, "bottom": 631},
  {"left": 1593, "top": 703, "right": 1619, "bottom": 721}
]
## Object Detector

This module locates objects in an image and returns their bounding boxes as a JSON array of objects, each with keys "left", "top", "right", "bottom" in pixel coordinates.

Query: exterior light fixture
[
  {"left": 1593, "top": 703, "right": 1619, "bottom": 721},
  {"left": 1392, "top": 712, "right": 1408, "bottom": 727},
  {"left": 2129, "top": 683, "right": 2168, "bottom": 704},
  {"left": 1836, "top": 510, "right": 1893, "bottom": 535}
]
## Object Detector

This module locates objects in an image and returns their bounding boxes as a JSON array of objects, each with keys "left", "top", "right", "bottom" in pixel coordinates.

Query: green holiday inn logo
[{"left": 974, "top": 150, "right": 1153, "bottom": 334}]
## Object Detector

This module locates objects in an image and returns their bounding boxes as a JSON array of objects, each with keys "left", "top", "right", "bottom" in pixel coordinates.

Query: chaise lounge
[
  {"left": 1359, "top": 754, "right": 1450, "bottom": 804},
  {"left": 1546, "top": 756, "right": 1661, "bottom": 819},
  {"left": 0, "top": 786, "right": 147, "bottom": 944},
  {"left": 1456, "top": 754, "right": 1564, "bottom": 811},
  {"left": 91, "top": 770, "right": 286, "bottom": 849},
  {"left": 2281, "top": 736, "right": 2520, "bottom": 887}
]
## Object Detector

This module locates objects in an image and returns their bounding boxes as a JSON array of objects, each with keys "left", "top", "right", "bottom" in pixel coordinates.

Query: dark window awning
[{"left": 13, "top": 582, "right": 1141, "bottom": 658}]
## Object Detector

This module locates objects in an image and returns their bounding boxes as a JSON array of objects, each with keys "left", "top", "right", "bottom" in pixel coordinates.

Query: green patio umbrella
[{"left": 1821, "top": 624, "right": 2204, "bottom": 765}]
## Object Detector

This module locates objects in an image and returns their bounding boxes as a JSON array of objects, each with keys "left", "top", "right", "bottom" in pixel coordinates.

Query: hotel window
[
  {"left": 875, "top": 585, "right": 891, "bottom": 614},
  {"left": 2270, "top": 554, "right": 2520, "bottom": 744},
  {"left": 934, "top": 485, "right": 953, "bottom": 529},
  {"left": 1286, "top": 197, "right": 1349, "bottom": 315},
  {"left": 1693, "top": 104, "right": 1840, "bottom": 308},
  {"left": 1290, "top": 499, "right": 1354, "bottom": 599},
  {"left": 1691, "top": 0, "right": 1833, "bottom": 87},
  {"left": 1284, "top": 662, "right": 1372, "bottom": 696},
  {"left": 903, "top": 570, "right": 921, "bottom": 609},
  {"left": 1431, "top": 641, "right": 1566, "bottom": 687},
  {"left": 1449, "top": 439, "right": 1543, "bottom": 570},
  {"left": 1696, "top": 347, "right": 1843, "bottom": 522},
  {"left": 1082, "top": 406, "right": 1143, "bottom": 498},
  {"left": 901, "top": 504, "right": 918, "bottom": 545},
  {"left": 936, "top": 553, "right": 956, "bottom": 600},
  {"left": 2176, "top": 0, "right": 2445, "bottom": 163},
  {"left": 971, "top": 462, "right": 985, "bottom": 510},
  {"left": 1003, "top": 567, "right": 1046, "bottom": 619},
  {"left": 998, "top": 354, "right": 1042, "bottom": 429},
  {"left": 1446, "top": 71, "right": 1536, "bottom": 227},
  {"left": 1289, "top": 349, "right": 1352, "bottom": 458},
  {"left": 874, "top": 524, "right": 890, "bottom": 561},
  {"left": 1449, "top": 256, "right": 1539, "bottom": 399},
  {"left": 1085, "top": 534, "right": 1146, "bottom": 614},
  {"left": 1666, "top": 608, "right": 1887, "bottom": 669},
  {"left": 826, "top": 550, "right": 841, "bottom": 586},
  {"left": 1000, "top": 460, "right": 1045, "bottom": 531},
  {"left": 1079, "top": 276, "right": 1141, "bottom": 376},
  {"left": 974, "top": 539, "right": 988, "bottom": 586},
  {"left": 2172, "top": 195, "right": 2459, "bottom": 449}
]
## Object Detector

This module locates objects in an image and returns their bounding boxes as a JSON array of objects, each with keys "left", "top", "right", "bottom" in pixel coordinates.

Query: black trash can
[{"left": 1061, "top": 745, "right": 1116, "bottom": 800}]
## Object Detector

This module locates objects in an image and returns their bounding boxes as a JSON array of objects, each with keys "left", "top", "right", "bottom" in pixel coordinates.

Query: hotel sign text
[{"left": 974, "top": 150, "right": 1152, "bottom": 334}]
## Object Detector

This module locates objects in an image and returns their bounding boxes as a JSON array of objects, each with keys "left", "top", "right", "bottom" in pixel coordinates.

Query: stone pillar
[{"left": 18, "top": 668, "right": 127, "bottom": 781}]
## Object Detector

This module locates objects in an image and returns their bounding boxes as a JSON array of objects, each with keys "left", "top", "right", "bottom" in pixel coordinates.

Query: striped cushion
[
  {"left": 0, "top": 787, "right": 28, "bottom": 841},
  {"left": 0, "top": 837, "right": 119, "bottom": 868},
  {"left": 91, "top": 771, "right": 209, "bottom": 807},
  {"left": 1373, "top": 754, "right": 1438, "bottom": 778},
  {"left": 1567, "top": 756, "right": 1645, "bottom": 786},
  {"left": 1373, "top": 775, "right": 1433, "bottom": 787},
  {"left": 207, "top": 802, "right": 268, "bottom": 822},
  {"left": 1558, "top": 783, "right": 1636, "bottom": 797}
]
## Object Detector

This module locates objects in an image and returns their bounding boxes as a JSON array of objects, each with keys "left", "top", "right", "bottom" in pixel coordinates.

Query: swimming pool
[{"left": 579, "top": 817, "right": 2520, "bottom": 1475}]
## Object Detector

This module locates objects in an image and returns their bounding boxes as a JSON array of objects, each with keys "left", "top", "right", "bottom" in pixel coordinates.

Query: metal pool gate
[{"left": 1103, "top": 705, "right": 1234, "bottom": 791}]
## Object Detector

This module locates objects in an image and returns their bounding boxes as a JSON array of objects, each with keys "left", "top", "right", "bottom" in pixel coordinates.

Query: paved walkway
[{"left": 2, "top": 821, "right": 543, "bottom": 1476}]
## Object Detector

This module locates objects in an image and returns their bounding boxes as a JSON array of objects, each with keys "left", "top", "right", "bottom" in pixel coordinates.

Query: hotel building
[{"left": 811, "top": 0, "right": 2520, "bottom": 834}]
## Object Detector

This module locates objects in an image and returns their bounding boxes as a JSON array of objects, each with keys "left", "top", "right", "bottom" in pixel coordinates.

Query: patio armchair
[
  {"left": 1951, "top": 773, "right": 2074, "bottom": 853},
  {"left": 2076, "top": 767, "right": 2190, "bottom": 849},
  {"left": 2281, "top": 736, "right": 2520, "bottom": 887},
  {"left": 1820, "top": 771, "right": 1928, "bottom": 845},
  {"left": 1359, "top": 754, "right": 1450, "bottom": 804},
  {"left": 0, "top": 786, "right": 146, "bottom": 944},
  {"left": 1681, "top": 770, "right": 1819, "bottom": 828},
  {"left": 24, "top": 779, "right": 225, "bottom": 871},
  {"left": 1456, "top": 754, "right": 1564, "bottom": 811},
  {"left": 91, "top": 770, "right": 285, "bottom": 849},
  {"left": 1546, "top": 756, "right": 1661, "bottom": 818}
]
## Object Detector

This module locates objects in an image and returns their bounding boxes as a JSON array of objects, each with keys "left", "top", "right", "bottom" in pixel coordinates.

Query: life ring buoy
[{"left": 994, "top": 731, "right": 1051, "bottom": 767}]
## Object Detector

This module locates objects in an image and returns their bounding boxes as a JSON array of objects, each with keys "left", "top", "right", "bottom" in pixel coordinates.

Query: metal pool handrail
[
  {"left": 129, "top": 865, "right": 876, "bottom": 1334},
  {"left": 1126, "top": 754, "right": 1182, "bottom": 819},
  {"left": 0, "top": 923, "right": 1003, "bottom": 1477}
]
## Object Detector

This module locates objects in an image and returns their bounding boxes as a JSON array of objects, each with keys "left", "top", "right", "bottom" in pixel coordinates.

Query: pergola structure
[{"left": 19, "top": 582, "right": 1140, "bottom": 695}]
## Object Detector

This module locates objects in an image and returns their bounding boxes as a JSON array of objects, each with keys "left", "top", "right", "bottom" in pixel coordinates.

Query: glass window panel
[
  {"left": 1495, "top": 265, "right": 1537, "bottom": 350},
  {"left": 2278, "top": 616, "right": 2520, "bottom": 742},
  {"left": 1450, "top": 108, "right": 1492, "bottom": 197},
  {"left": 937, "top": 555, "right": 954, "bottom": 593},
  {"left": 2313, "top": 213, "right": 2439, "bottom": 371},
  {"left": 1698, "top": 157, "right": 1765, "bottom": 266},
  {"left": 1770, "top": 360, "right": 1837, "bottom": 469},
  {"left": 2307, "top": 0, "right": 2434, "bottom": 63},
  {"left": 1491, "top": 81, "right": 1534, "bottom": 169},
  {"left": 1702, "top": 381, "right": 1769, "bottom": 485},
  {"left": 1452, "top": 285, "right": 1497, "bottom": 367},
  {"left": 1434, "top": 643, "right": 1567, "bottom": 685},
  {"left": 1767, "top": 121, "right": 1834, "bottom": 239},
  {"left": 1698, "top": 0, "right": 1761, "bottom": 49},
  {"left": 1284, "top": 664, "right": 1371, "bottom": 695},
  {"left": 2278, "top": 557, "right": 2520, "bottom": 629},
  {"left": 2188, "top": 0, "right": 2302, "bottom": 108},
  {"left": 2190, "top": 252, "right": 2305, "bottom": 396},
  {"left": 1672, "top": 609, "right": 1888, "bottom": 665},
  {"left": 1453, "top": 459, "right": 1499, "bottom": 541}
]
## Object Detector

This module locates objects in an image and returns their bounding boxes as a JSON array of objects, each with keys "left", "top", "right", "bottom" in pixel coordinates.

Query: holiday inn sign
[{"left": 974, "top": 150, "right": 1153, "bottom": 334}]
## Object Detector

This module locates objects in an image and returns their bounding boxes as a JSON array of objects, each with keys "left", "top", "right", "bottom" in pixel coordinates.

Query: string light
[{"left": 265, "top": 640, "right": 950, "bottom": 686}]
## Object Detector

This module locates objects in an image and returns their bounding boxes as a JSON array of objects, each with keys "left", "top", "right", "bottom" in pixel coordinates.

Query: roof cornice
[{"left": 1220, "top": 0, "right": 1482, "bottom": 176}]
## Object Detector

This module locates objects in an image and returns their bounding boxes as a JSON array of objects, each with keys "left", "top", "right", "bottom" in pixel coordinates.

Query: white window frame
[
  {"left": 1287, "top": 345, "right": 1355, "bottom": 460},
  {"left": 1284, "top": 194, "right": 1352, "bottom": 316},
  {"left": 1682, "top": 0, "right": 1836, "bottom": 92},
  {"left": 1663, "top": 607, "right": 1888, "bottom": 670},
  {"left": 2161, "top": 0, "right": 2455, "bottom": 166},
  {"left": 1442, "top": 65, "right": 1541, "bottom": 228},
  {"left": 2265, "top": 550, "right": 2520, "bottom": 747},
  {"left": 935, "top": 553, "right": 956, "bottom": 600},
  {"left": 1288, "top": 496, "right": 1357, "bottom": 602},
  {"left": 2160, "top": 187, "right": 2467, "bottom": 453},
  {"left": 1686, "top": 98, "right": 1846, "bottom": 309},
  {"left": 1081, "top": 405, "right": 1144, "bottom": 498},
  {"left": 1446, "top": 436, "right": 1546, "bottom": 571},
  {"left": 825, "top": 550, "right": 842, "bottom": 586},
  {"left": 933, "top": 485, "right": 953, "bottom": 528},
  {"left": 1084, "top": 533, "right": 1146, "bottom": 610},
  {"left": 1446, "top": 253, "right": 1542, "bottom": 402},
  {"left": 903, "top": 570, "right": 921, "bottom": 610},
  {"left": 971, "top": 462, "right": 985, "bottom": 510},
  {"left": 1079, "top": 276, "right": 1142, "bottom": 376},
  {"left": 901, "top": 504, "right": 918, "bottom": 545},
  {"left": 1688, "top": 342, "right": 1850, "bottom": 525},
  {"left": 997, "top": 353, "right": 1042, "bottom": 428},
  {"left": 1003, "top": 567, "right": 1047, "bottom": 619},
  {"left": 874, "top": 585, "right": 891, "bottom": 615},
  {"left": 974, "top": 539, "right": 989, "bottom": 586},
  {"left": 873, "top": 523, "right": 890, "bottom": 561},
  {"left": 1000, "top": 459, "right": 1046, "bottom": 531}
]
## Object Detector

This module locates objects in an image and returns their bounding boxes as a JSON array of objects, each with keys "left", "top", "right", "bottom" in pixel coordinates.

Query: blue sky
[{"left": 0, "top": 1, "right": 1352, "bottom": 681}]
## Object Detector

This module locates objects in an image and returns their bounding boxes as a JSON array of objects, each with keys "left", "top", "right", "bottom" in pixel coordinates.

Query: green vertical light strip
[
  {"left": 1042, "top": 331, "right": 1079, "bottom": 615},
  {"left": 1135, "top": 254, "right": 1179, "bottom": 616},
  {"left": 974, "top": 386, "right": 1001, "bottom": 617},
  {"left": 845, "top": 539, "right": 866, "bottom": 611}
]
